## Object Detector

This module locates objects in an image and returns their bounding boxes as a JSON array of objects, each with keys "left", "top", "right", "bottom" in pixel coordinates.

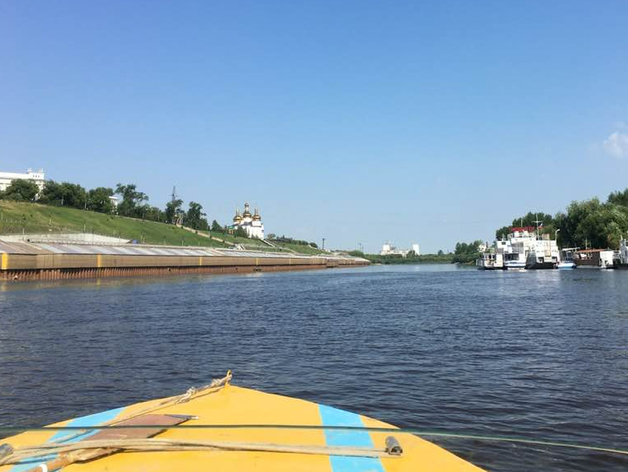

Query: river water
[{"left": 0, "top": 265, "right": 626, "bottom": 471}]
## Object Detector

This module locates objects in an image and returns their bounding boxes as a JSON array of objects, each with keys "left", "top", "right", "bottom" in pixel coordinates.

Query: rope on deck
[{"left": 0, "top": 438, "right": 396, "bottom": 466}]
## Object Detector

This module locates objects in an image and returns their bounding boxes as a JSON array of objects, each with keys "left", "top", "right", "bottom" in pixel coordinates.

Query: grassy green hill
[{"left": 0, "top": 201, "right": 325, "bottom": 255}]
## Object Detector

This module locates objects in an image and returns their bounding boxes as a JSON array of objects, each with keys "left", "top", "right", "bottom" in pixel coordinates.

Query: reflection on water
[{"left": 0, "top": 265, "right": 627, "bottom": 471}]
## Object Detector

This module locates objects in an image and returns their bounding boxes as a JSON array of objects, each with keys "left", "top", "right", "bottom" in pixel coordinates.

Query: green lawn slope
[
  {"left": 0, "top": 201, "right": 228, "bottom": 247},
  {"left": 0, "top": 201, "right": 326, "bottom": 255}
]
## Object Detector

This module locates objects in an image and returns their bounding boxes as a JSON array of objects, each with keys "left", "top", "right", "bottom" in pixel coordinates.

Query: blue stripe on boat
[
  {"left": 9, "top": 406, "right": 124, "bottom": 472},
  {"left": 319, "top": 404, "right": 385, "bottom": 472}
]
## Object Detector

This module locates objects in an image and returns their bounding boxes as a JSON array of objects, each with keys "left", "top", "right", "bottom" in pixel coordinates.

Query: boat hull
[
  {"left": 556, "top": 262, "right": 576, "bottom": 269},
  {"left": 526, "top": 261, "right": 556, "bottom": 269},
  {"left": 504, "top": 262, "right": 526, "bottom": 270},
  {"left": 0, "top": 378, "right": 485, "bottom": 472}
]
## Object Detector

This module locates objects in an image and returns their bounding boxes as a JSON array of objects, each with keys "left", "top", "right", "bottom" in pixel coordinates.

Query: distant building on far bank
[
  {"left": 232, "top": 202, "right": 264, "bottom": 239},
  {"left": 380, "top": 242, "right": 420, "bottom": 257},
  {"left": 0, "top": 168, "right": 45, "bottom": 193}
]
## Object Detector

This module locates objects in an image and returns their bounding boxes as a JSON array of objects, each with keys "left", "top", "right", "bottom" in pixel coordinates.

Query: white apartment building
[{"left": 0, "top": 168, "right": 45, "bottom": 192}]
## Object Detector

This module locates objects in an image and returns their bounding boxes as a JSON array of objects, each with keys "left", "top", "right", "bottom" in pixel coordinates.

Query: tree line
[
  {"left": 495, "top": 188, "right": 628, "bottom": 249},
  {"left": 452, "top": 240, "right": 483, "bottom": 263},
  {"left": 0, "top": 179, "right": 226, "bottom": 233}
]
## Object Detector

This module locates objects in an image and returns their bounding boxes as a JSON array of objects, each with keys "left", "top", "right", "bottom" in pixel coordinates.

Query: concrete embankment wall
[{"left": 0, "top": 241, "right": 368, "bottom": 281}]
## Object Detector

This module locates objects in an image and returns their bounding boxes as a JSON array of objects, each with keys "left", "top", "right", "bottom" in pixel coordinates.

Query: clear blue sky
[{"left": 1, "top": 1, "right": 627, "bottom": 253}]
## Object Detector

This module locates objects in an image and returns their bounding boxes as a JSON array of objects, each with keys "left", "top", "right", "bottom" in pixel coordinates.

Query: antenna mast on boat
[{"left": 533, "top": 214, "right": 544, "bottom": 239}]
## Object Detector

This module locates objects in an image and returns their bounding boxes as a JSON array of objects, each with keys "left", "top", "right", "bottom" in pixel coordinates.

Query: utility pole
[{"left": 171, "top": 186, "right": 183, "bottom": 226}]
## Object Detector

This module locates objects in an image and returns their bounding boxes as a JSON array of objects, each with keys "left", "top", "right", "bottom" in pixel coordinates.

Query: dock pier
[{"left": 0, "top": 241, "right": 368, "bottom": 281}]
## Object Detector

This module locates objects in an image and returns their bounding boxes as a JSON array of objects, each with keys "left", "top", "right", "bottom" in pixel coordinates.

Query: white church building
[{"left": 232, "top": 203, "right": 264, "bottom": 239}]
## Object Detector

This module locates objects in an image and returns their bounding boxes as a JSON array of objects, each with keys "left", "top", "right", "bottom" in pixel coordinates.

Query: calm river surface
[{"left": 0, "top": 265, "right": 627, "bottom": 471}]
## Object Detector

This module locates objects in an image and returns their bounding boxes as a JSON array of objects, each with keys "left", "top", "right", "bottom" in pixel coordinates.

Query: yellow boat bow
[{"left": 0, "top": 373, "right": 485, "bottom": 472}]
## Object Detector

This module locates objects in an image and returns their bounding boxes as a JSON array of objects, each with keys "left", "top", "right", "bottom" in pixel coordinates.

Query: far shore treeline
[
  {"left": 355, "top": 187, "right": 628, "bottom": 265},
  {"left": 495, "top": 188, "right": 628, "bottom": 249},
  {"left": 349, "top": 242, "right": 481, "bottom": 265}
]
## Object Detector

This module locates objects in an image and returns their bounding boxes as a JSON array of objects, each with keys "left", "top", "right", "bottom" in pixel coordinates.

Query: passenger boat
[
  {"left": 477, "top": 228, "right": 538, "bottom": 270},
  {"left": 525, "top": 235, "right": 560, "bottom": 269},
  {"left": 476, "top": 251, "right": 503, "bottom": 270},
  {"left": 0, "top": 373, "right": 484, "bottom": 472},
  {"left": 556, "top": 248, "right": 577, "bottom": 269},
  {"left": 503, "top": 252, "right": 526, "bottom": 269}
]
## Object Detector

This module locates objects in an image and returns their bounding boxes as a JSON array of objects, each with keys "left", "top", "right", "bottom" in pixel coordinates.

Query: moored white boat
[
  {"left": 615, "top": 238, "right": 628, "bottom": 269},
  {"left": 557, "top": 248, "right": 577, "bottom": 269},
  {"left": 525, "top": 235, "right": 560, "bottom": 269},
  {"left": 476, "top": 251, "right": 503, "bottom": 270},
  {"left": 556, "top": 261, "right": 576, "bottom": 269},
  {"left": 503, "top": 228, "right": 536, "bottom": 270}
]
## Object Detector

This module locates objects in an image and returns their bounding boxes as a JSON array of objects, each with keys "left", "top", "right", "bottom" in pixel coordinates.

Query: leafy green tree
[
  {"left": 211, "top": 220, "right": 224, "bottom": 232},
  {"left": 41, "top": 182, "right": 87, "bottom": 210},
  {"left": 38, "top": 181, "right": 64, "bottom": 205},
  {"left": 165, "top": 198, "right": 183, "bottom": 224},
  {"left": 577, "top": 203, "right": 627, "bottom": 248},
  {"left": 87, "top": 187, "right": 114, "bottom": 213},
  {"left": 186, "top": 201, "right": 208, "bottom": 230},
  {"left": 234, "top": 227, "right": 248, "bottom": 238},
  {"left": 115, "top": 183, "right": 148, "bottom": 217},
  {"left": 496, "top": 212, "right": 557, "bottom": 240},
  {"left": 3, "top": 179, "right": 40, "bottom": 202},
  {"left": 608, "top": 189, "right": 628, "bottom": 207},
  {"left": 452, "top": 240, "right": 483, "bottom": 263},
  {"left": 495, "top": 225, "right": 511, "bottom": 239},
  {"left": 37, "top": 181, "right": 87, "bottom": 208},
  {"left": 141, "top": 205, "right": 164, "bottom": 222},
  {"left": 512, "top": 211, "right": 554, "bottom": 228},
  {"left": 549, "top": 197, "right": 628, "bottom": 249},
  {"left": 62, "top": 182, "right": 87, "bottom": 209}
]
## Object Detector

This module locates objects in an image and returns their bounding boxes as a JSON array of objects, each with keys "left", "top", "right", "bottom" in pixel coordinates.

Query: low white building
[
  {"left": 0, "top": 168, "right": 45, "bottom": 193},
  {"left": 232, "top": 202, "right": 264, "bottom": 239},
  {"left": 380, "top": 242, "right": 420, "bottom": 257}
]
